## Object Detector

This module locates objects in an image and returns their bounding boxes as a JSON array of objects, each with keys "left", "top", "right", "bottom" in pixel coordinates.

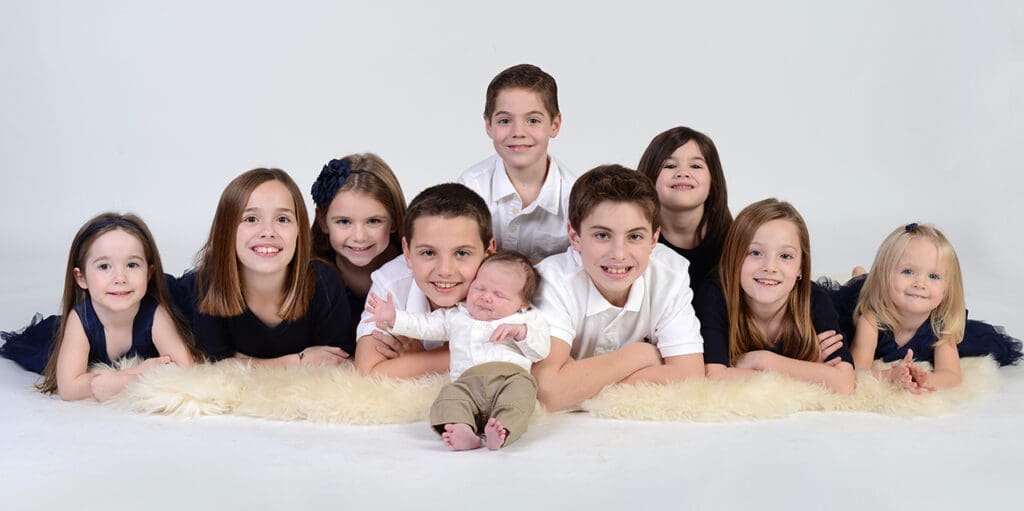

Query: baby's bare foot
[
  {"left": 441, "top": 423, "right": 481, "bottom": 451},
  {"left": 484, "top": 417, "right": 507, "bottom": 451}
]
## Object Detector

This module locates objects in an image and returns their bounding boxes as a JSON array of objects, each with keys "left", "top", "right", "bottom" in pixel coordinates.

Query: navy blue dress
[
  {"left": 0, "top": 295, "right": 160, "bottom": 373},
  {"left": 175, "top": 260, "right": 355, "bottom": 361},
  {"left": 822, "top": 275, "right": 1022, "bottom": 366},
  {"left": 658, "top": 234, "right": 722, "bottom": 297},
  {"left": 694, "top": 279, "right": 855, "bottom": 366}
]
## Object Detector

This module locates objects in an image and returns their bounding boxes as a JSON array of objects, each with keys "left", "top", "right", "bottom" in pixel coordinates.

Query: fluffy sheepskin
[{"left": 106, "top": 357, "right": 1000, "bottom": 424}]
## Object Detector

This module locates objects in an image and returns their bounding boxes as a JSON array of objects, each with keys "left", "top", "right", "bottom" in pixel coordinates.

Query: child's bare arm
[
  {"left": 736, "top": 350, "right": 856, "bottom": 394},
  {"left": 151, "top": 305, "right": 195, "bottom": 367},
  {"left": 851, "top": 313, "right": 879, "bottom": 371},
  {"left": 927, "top": 339, "right": 963, "bottom": 388},
  {"left": 532, "top": 338, "right": 661, "bottom": 411},
  {"left": 623, "top": 353, "right": 705, "bottom": 384},
  {"left": 54, "top": 310, "right": 101, "bottom": 401}
]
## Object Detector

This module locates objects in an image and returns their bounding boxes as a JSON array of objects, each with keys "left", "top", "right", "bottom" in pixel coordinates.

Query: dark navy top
[
  {"left": 658, "top": 234, "right": 722, "bottom": 297},
  {"left": 177, "top": 261, "right": 355, "bottom": 361},
  {"left": 694, "top": 279, "right": 854, "bottom": 367},
  {"left": 824, "top": 274, "right": 1022, "bottom": 367},
  {"left": 76, "top": 294, "right": 161, "bottom": 365}
]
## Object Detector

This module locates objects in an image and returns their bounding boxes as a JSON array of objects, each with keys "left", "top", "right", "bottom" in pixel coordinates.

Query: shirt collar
[
  {"left": 490, "top": 157, "right": 563, "bottom": 215},
  {"left": 582, "top": 260, "right": 646, "bottom": 315}
]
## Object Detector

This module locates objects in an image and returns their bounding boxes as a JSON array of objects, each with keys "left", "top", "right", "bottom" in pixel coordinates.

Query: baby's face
[{"left": 465, "top": 261, "right": 527, "bottom": 321}]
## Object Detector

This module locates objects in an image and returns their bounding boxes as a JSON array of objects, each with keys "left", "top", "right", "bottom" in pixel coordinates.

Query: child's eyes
[
  {"left": 496, "top": 118, "right": 510, "bottom": 125},
  {"left": 97, "top": 263, "right": 111, "bottom": 271},
  {"left": 929, "top": 273, "right": 942, "bottom": 281},
  {"left": 661, "top": 163, "right": 677, "bottom": 171},
  {"left": 594, "top": 232, "right": 609, "bottom": 240},
  {"left": 748, "top": 249, "right": 762, "bottom": 257},
  {"left": 900, "top": 268, "right": 914, "bottom": 276},
  {"left": 276, "top": 216, "right": 292, "bottom": 223},
  {"left": 334, "top": 218, "right": 351, "bottom": 226},
  {"left": 127, "top": 262, "right": 141, "bottom": 269},
  {"left": 367, "top": 218, "right": 384, "bottom": 225},
  {"left": 690, "top": 164, "right": 705, "bottom": 170},
  {"left": 242, "top": 215, "right": 258, "bottom": 223},
  {"left": 527, "top": 118, "right": 542, "bottom": 125},
  {"left": 455, "top": 250, "right": 472, "bottom": 258},
  {"left": 780, "top": 253, "right": 794, "bottom": 260},
  {"left": 419, "top": 250, "right": 436, "bottom": 257},
  {"left": 628, "top": 233, "right": 645, "bottom": 242}
]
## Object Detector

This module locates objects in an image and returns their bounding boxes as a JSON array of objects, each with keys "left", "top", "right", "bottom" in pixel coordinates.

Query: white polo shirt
[
  {"left": 458, "top": 154, "right": 575, "bottom": 261},
  {"left": 390, "top": 305, "right": 550, "bottom": 380},
  {"left": 356, "top": 255, "right": 445, "bottom": 350},
  {"left": 534, "top": 244, "right": 704, "bottom": 360}
]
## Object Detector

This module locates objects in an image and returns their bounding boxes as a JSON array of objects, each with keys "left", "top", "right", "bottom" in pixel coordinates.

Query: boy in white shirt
[
  {"left": 365, "top": 250, "right": 549, "bottom": 451},
  {"left": 458, "top": 64, "right": 575, "bottom": 262},
  {"left": 353, "top": 183, "right": 496, "bottom": 378},
  {"left": 533, "top": 165, "right": 706, "bottom": 412}
]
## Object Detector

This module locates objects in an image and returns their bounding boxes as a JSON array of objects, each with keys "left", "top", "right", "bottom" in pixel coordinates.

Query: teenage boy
[
  {"left": 532, "top": 165, "right": 705, "bottom": 411},
  {"left": 458, "top": 63, "right": 574, "bottom": 262},
  {"left": 354, "top": 183, "right": 496, "bottom": 378}
]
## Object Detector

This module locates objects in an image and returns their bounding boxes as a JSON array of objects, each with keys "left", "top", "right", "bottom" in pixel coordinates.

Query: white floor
[{"left": 1, "top": 355, "right": 1020, "bottom": 510}]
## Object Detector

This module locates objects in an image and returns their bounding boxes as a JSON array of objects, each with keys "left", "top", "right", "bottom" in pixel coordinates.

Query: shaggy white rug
[{"left": 107, "top": 357, "right": 1001, "bottom": 424}]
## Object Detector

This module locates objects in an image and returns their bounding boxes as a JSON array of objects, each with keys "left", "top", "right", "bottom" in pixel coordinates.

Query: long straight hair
[
  {"left": 855, "top": 223, "right": 966, "bottom": 347},
  {"left": 196, "top": 168, "right": 314, "bottom": 320},
  {"left": 637, "top": 126, "right": 732, "bottom": 249},
  {"left": 719, "top": 199, "right": 818, "bottom": 364},
  {"left": 38, "top": 213, "right": 201, "bottom": 393}
]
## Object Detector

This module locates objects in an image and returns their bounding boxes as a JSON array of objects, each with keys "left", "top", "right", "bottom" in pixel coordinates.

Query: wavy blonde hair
[{"left": 855, "top": 223, "right": 965, "bottom": 347}]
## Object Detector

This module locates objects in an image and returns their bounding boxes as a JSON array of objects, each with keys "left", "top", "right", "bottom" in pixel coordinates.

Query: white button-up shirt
[
  {"left": 458, "top": 154, "right": 575, "bottom": 261},
  {"left": 390, "top": 304, "right": 550, "bottom": 380},
  {"left": 356, "top": 255, "right": 445, "bottom": 350},
  {"left": 534, "top": 245, "right": 703, "bottom": 360}
]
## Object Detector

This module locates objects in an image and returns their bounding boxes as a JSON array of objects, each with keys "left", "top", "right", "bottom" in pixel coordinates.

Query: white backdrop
[{"left": 2, "top": 0, "right": 1021, "bottom": 336}]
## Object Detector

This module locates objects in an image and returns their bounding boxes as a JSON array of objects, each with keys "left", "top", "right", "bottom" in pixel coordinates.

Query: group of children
[{"left": 2, "top": 64, "right": 1021, "bottom": 452}]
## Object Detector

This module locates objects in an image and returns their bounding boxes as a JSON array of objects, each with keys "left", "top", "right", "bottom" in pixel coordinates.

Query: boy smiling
[{"left": 532, "top": 165, "right": 705, "bottom": 411}]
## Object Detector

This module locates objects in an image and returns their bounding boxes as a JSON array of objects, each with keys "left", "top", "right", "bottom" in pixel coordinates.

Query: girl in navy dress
[
  {"left": 181, "top": 168, "right": 355, "bottom": 366},
  {"left": 637, "top": 127, "right": 732, "bottom": 294},
  {"left": 309, "top": 154, "right": 407, "bottom": 336},
  {"left": 839, "top": 223, "right": 1021, "bottom": 391},
  {"left": 694, "top": 199, "right": 856, "bottom": 394},
  {"left": 1, "top": 213, "right": 199, "bottom": 401}
]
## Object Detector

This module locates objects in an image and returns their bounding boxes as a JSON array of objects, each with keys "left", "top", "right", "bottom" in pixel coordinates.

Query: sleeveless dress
[
  {"left": 0, "top": 295, "right": 161, "bottom": 373},
  {"left": 822, "top": 275, "right": 1022, "bottom": 366}
]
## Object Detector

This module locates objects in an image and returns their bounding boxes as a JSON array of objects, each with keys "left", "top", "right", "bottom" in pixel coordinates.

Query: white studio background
[{"left": 1, "top": 1, "right": 1021, "bottom": 336}]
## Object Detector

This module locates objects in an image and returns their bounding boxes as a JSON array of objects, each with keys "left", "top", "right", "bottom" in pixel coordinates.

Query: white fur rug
[
  {"left": 582, "top": 357, "right": 1001, "bottom": 420},
  {"left": 107, "top": 357, "right": 1001, "bottom": 424}
]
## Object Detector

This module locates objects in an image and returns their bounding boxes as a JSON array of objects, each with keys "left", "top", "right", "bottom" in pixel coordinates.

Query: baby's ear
[{"left": 73, "top": 268, "right": 87, "bottom": 290}]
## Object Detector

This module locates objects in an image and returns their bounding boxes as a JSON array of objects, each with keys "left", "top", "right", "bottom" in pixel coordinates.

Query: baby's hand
[
  {"left": 490, "top": 324, "right": 527, "bottom": 343},
  {"left": 363, "top": 292, "right": 396, "bottom": 330}
]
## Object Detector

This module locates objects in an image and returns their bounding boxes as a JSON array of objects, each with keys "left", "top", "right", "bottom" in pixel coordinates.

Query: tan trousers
[{"left": 430, "top": 361, "right": 537, "bottom": 447}]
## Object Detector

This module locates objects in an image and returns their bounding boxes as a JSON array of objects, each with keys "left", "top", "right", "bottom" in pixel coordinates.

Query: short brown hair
[
  {"left": 484, "top": 64, "right": 559, "bottom": 120},
  {"left": 197, "top": 168, "right": 314, "bottom": 321},
  {"left": 568, "top": 164, "right": 659, "bottom": 233},
  {"left": 404, "top": 183, "right": 493, "bottom": 248},
  {"left": 311, "top": 153, "right": 407, "bottom": 262},
  {"left": 637, "top": 126, "right": 732, "bottom": 249},
  {"left": 480, "top": 250, "right": 540, "bottom": 304}
]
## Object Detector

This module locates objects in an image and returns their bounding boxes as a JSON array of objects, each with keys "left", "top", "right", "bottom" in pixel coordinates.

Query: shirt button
[
  {"left": 509, "top": 225, "right": 518, "bottom": 233},
  {"left": 512, "top": 208, "right": 520, "bottom": 214}
]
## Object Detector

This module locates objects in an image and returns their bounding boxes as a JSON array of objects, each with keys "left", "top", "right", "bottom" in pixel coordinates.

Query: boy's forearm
[
  {"left": 535, "top": 342, "right": 660, "bottom": 411},
  {"left": 622, "top": 353, "right": 704, "bottom": 384}
]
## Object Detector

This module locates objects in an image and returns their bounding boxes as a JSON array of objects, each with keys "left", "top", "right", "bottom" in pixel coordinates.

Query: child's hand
[
  {"left": 816, "top": 330, "right": 844, "bottom": 363},
  {"left": 363, "top": 292, "right": 397, "bottom": 330},
  {"left": 886, "top": 350, "right": 934, "bottom": 394},
  {"left": 298, "top": 346, "right": 350, "bottom": 368},
  {"left": 90, "top": 372, "right": 134, "bottom": 402},
  {"left": 490, "top": 324, "right": 527, "bottom": 343},
  {"left": 735, "top": 350, "right": 774, "bottom": 371},
  {"left": 372, "top": 330, "right": 424, "bottom": 359}
]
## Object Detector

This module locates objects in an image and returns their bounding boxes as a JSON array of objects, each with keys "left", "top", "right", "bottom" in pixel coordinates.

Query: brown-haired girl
[
  {"left": 1, "top": 213, "right": 199, "bottom": 401},
  {"left": 693, "top": 199, "right": 856, "bottom": 394},
  {"left": 179, "top": 168, "right": 354, "bottom": 366}
]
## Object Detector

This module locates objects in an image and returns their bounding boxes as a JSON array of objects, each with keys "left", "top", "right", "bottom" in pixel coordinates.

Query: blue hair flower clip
[
  {"left": 311, "top": 159, "right": 352, "bottom": 209},
  {"left": 905, "top": 222, "right": 919, "bottom": 233}
]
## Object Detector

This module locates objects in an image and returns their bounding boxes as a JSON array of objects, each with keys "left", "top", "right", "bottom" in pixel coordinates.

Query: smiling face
[
  {"left": 403, "top": 215, "right": 494, "bottom": 309},
  {"left": 465, "top": 261, "right": 528, "bottom": 321},
  {"left": 654, "top": 140, "right": 711, "bottom": 214},
  {"left": 74, "top": 229, "right": 151, "bottom": 315},
  {"left": 890, "top": 237, "right": 946, "bottom": 319},
  {"left": 322, "top": 190, "right": 394, "bottom": 268},
  {"left": 485, "top": 87, "right": 561, "bottom": 174},
  {"left": 569, "top": 201, "right": 658, "bottom": 307},
  {"left": 739, "top": 219, "right": 803, "bottom": 314},
  {"left": 235, "top": 180, "right": 299, "bottom": 280}
]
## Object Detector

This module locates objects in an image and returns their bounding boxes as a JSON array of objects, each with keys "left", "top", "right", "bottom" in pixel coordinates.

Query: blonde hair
[
  {"left": 855, "top": 223, "right": 966, "bottom": 347},
  {"left": 39, "top": 213, "right": 202, "bottom": 394},
  {"left": 196, "top": 168, "right": 314, "bottom": 321},
  {"left": 719, "top": 199, "right": 818, "bottom": 365}
]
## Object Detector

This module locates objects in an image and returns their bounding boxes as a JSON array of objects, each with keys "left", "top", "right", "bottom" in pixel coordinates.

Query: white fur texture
[
  {"left": 582, "top": 357, "right": 1001, "bottom": 421},
  {"left": 106, "top": 357, "right": 1000, "bottom": 424}
]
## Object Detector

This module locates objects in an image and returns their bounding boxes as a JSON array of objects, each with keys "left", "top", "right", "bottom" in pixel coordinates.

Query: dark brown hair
[
  {"left": 404, "top": 183, "right": 493, "bottom": 248},
  {"left": 637, "top": 126, "right": 732, "bottom": 249},
  {"left": 480, "top": 250, "right": 540, "bottom": 304},
  {"left": 39, "top": 213, "right": 201, "bottom": 394},
  {"left": 196, "top": 168, "right": 314, "bottom": 320},
  {"left": 568, "top": 164, "right": 659, "bottom": 233},
  {"left": 484, "top": 64, "right": 559, "bottom": 120}
]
